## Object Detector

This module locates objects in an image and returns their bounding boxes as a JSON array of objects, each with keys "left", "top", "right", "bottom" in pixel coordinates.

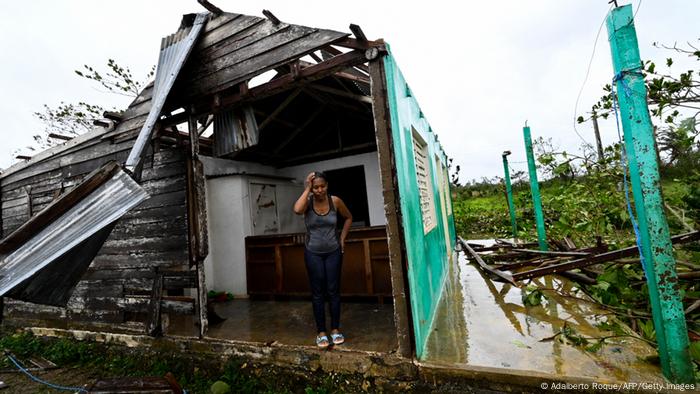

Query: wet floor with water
[
  {"left": 423, "top": 249, "right": 666, "bottom": 383},
  {"left": 168, "top": 299, "right": 397, "bottom": 353}
]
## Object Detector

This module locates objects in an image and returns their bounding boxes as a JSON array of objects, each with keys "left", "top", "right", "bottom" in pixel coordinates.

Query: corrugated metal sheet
[
  {"left": 213, "top": 105, "right": 259, "bottom": 157},
  {"left": 0, "top": 169, "right": 149, "bottom": 304},
  {"left": 125, "top": 12, "right": 209, "bottom": 175},
  {"left": 5, "top": 222, "right": 118, "bottom": 306}
]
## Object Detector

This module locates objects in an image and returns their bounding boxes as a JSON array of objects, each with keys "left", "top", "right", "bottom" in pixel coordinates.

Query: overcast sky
[{"left": 0, "top": 0, "right": 698, "bottom": 182}]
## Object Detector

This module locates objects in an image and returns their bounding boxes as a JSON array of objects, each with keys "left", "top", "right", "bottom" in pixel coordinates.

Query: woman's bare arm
[
  {"left": 293, "top": 172, "right": 315, "bottom": 214},
  {"left": 333, "top": 196, "right": 353, "bottom": 252}
]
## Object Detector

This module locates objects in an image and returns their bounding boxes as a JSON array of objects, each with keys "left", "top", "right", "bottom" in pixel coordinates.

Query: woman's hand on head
[{"left": 305, "top": 172, "right": 316, "bottom": 190}]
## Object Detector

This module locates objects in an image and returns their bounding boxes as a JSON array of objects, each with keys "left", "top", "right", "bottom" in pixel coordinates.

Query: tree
[
  {"left": 12, "top": 60, "right": 154, "bottom": 159},
  {"left": 577, "top": 40, "right": 700, "bottom": 169}
]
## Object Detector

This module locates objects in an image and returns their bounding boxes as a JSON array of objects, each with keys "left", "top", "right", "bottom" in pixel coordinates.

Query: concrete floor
[
  {"left": 169, "top": 299, "right": 397, "bottom": 353},
  {"left": 423, "top": 249, "right": 668, "bottom": 384}
]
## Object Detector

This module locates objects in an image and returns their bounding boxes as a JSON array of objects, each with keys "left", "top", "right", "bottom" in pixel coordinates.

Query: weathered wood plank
[
  {"left": 146, "top": 273, "right": 164, "bottom": 335},
  {"left": 203, "top": 12, "right": 243, "bottom": 33},
  {"left": 128, "top": 83, "right": 154, "bottom": 107},
  {"left": 121, "top": 205, "right": 186, "bottom": 223},
  {"left": 85, "top": 297, "right": 194, "bottom": 315},
  {"left": 197, "top": 14, "right": 262, "bottom": 52},
  {"left": 188, "top": 23, "right": 302, "bottom": 80},
  {"left": 85, "top": 284, "right": 124, "bottom": 298},
  {"left": 101, "top": 114, "right": 148, "bottom": 140},
  {"left": 0, "top": 162, "right": 121, "bottom": 253},
  {"left": 369, "top": 58, "right": 412, "bottom": 358},
  {"left": 193, "top": 19, "right": 290, "bottom": 72},
  {"left": 1, "top": 139, "right": 134, "bottom": 188},
  {"left": 110, "top": 218, "right": 187, "bottom": 240},
  {"left": 183, "top": 29, "right": 348, "bottom": 98},
  {"left": 118, "top": 98, "right": 152, "bottom": 123},
  {"left": 101, "top": 235, "right": 186, "bottom": 252}
]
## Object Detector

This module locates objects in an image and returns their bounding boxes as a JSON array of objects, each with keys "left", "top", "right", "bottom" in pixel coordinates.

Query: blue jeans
[{"left": 304, "top": 248, "right": 342, "bottom": 333}]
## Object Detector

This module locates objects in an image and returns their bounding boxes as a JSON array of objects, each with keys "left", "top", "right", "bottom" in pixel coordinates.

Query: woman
[{"left": 293, "top": 171, "right": 353, "bottom": 348}]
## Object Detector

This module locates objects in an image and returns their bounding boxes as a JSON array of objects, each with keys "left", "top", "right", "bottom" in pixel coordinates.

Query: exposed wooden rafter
[
  {"left": 280, "top": 142, "right": 376, "bottom": 166},
  {"left": 308, "top": 84, "right": 372, "bottom": 104},
  {"left": 197, "top": 0, "right": 223, "bottom": 15},
  {"left": 349, "top": 24, "right": 367, "bottom": 42},
  {"left": 331, "top": 37, "right": 383, "bottom": 51},
  {"left": 322, "top": 45, "right": 370, "bottom": 74},
  {"left": 257, "top": 88, "right": 303, "bottom": 131},
  {"left": 262, "top": 9, "right": 281, "bottom": 25},
  {"left": 214, "top": 49, "right": 373, "bottom": 113},
  {"left": 273, "top": 104, "right": 326, "bottom": 155}
]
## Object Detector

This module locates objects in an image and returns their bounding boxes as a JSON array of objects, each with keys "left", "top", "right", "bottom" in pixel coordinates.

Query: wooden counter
[{"left": 245, "top": 226, "right": 392, "bottom": 299}]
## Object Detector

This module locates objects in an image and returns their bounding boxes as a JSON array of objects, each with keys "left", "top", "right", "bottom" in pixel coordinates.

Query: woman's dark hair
[{"left": 313, "top": 171, "right": 328, "bottom": 183}]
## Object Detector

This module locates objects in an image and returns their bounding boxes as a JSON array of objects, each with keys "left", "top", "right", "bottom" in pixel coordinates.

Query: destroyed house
[{"left": 0, "top": 9, "right": 455, "bottom": 359}]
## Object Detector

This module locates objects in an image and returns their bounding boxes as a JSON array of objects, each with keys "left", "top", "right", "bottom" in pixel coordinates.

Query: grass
[{"left": 0, "top": 330, "right": 377, "bottom": 393}]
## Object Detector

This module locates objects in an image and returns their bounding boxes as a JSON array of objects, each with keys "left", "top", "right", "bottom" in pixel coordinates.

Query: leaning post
[
  {"left": 502, "top": 151, "right": 518, "bottom": 239},
  {"left": 607, "top": 4, "right": 693, "bottom": 383},
  {"left": 523, "top": 124, "right": 547, "bottom": 251}
]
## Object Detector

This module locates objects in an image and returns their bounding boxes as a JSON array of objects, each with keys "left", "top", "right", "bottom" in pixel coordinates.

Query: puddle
[{"left": 423, "top": 245, "right": 665, "bottom": 383}]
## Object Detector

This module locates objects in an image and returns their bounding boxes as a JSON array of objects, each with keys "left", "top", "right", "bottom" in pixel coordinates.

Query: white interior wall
[
  {"left": 278, "top": 152, "right": 386, "bottom": 226},
  {"left": 203, "top": 176, "right": 250, "bottom": 295},
  {"left": 201, "top": 152, "right": 386, "bottom": 295}
]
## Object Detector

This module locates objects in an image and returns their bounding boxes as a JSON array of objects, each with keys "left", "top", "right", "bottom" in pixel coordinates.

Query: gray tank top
[{"left": 304, "top": 195, "right": 340, "bottom": 253}]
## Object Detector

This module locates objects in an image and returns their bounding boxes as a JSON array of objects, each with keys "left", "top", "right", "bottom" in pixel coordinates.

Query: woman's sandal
[
  {"left": 331, "top": 332, "right": 345, "bottom": 345},
  {"left": 316, "top": 335, "right": 330, "bottom": 348}
]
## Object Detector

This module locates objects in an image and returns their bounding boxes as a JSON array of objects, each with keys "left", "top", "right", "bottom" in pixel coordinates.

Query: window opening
[{"left": 412, "top": 128, "right": 436, "bottom": 234}]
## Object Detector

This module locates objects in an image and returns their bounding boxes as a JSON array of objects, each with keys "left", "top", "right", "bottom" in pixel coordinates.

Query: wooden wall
[{"left": 0, "top": 86, "right": 189, "bottom": 332}]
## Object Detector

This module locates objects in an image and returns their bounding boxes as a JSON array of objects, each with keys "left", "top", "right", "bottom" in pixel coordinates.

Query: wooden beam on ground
[
  {"left": 511, "top": 249, "right": 592, "bottom": 257},
  {"left": 512, "top": 231, "right": 700, "bottom": 281},
  {"left": 459, "top": 238, "right": 516, "bottom": 285}
]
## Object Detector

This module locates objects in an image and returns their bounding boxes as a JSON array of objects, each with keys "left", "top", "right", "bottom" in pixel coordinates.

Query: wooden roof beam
[
  {"left": 262, "top": 9, "right": 281, "bottom": 25},
  {"left": 303, "top": 88, "right": 372, "bottom": 119},
  {"left": 297, "top": 59, "right": 369, "bottom": 84},
  {"left": 215, "top": 49, "right": 373, "bottom": 112},
  {"left": 331, "top": 37, "right": 384, "bottom": 51},
  {"left": 48, "top": 133, "right": 73, "bottom": 141},
  {"left": 322, "top": 45, "right": 370, "bottom": 74},
  {"left": 349, "top": 24, "right": 367, "bottom": 42},
  {"left": 308, "top": 84, "right": 372, "bottom": 104},
  {"left": 273, "top": 104, "right": 326, "bottom": 155},
  {"left": 257, "top": 87, "right": 303, "bottom": 131},
  {"left": 197, "top": 0, "right": 224, "bottom": 15}
]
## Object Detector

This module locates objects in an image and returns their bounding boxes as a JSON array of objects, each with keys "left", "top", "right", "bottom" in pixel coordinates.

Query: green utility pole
[
  {"left": 523, "top": 124, "right": 547, "bottom": 251},
  {"left": 502, "top": 151, "right": 517, "bottom": 239},
  {"left": 607, "top": 5, "right": 693, "bottom": 383}
]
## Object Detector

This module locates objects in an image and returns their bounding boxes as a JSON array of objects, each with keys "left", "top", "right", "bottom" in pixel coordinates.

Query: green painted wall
[{"left": 383, "top": 48, "right": 456, "bottom": 358}]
